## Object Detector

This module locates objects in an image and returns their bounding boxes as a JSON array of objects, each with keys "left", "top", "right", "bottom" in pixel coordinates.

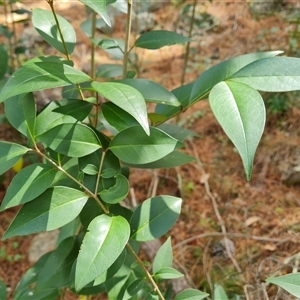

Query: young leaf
[
  {"left": 35, "top": 100, "right": 77, "bottom": 136},
  {"left": 4, "top": 93, "right": 36, "bottom": 141},
  {"left": 37, "top": 123, "right": 101, "bottom": 157},
  {"left": 32, "top": 8, "right": 76, "bottom": 54},
  {"left": 124, "top": 151, "right": 195, "bottom": 169},
  {"left": 214, "top": 284, "right": 229, "bottom": 300},
  {"left": 102, "top": 102, "right": 140, "bottom": 132},
  {"left": 78, "top": 0, "right": 111, "bottom": 27},
  {"left": 130, "top": 196, "right": 182, "bottom": 241},
  {"left": 99, "top": 174, "right": 129, "bottom": 204},
  {"left": 109, "top": 126, "right": 184, "bottom": 164},
  {"left": 2, "top": 187, "right": 88, "bottom": 240},
  {"left": 209, "top": 81, "right": 265, "bottom": 181},
  {"left": 92, "top": 81, "right": 149, "bottom": 135},
  {"left": 0, "top": 44, "right": 8, "bottom": 79},
  {"left": 0, "top": 163, "right": 57, "bottom": 211},
  {"left": 53, "top": 99, "right": 93, "bottom": 121},
  {"left": 134, "top": 30, "right": 190, "bottom": 49},
  {"left": 116, "top": 79, "right": 180, "bottom": 106},
  {"left": 174, "top": 289, "right": 209, "bottom": 300},
  {"left": 152, "top": 237, "right": 173, "bottom": 274},
  {"left": 266, "top": 273, "right": 300, "bottom": 297},
  {"left": 0, "top": 56, "right": 91, "bottom": 102},
  {"left": 190, "top": 51, "right": 282, "bottom": 104},
  {"left": 0, "top": 141, "right": 29, "bottom": 175},
  {"left": 96, "top": 64, "right": 123, "bottom": 78},
  {"left": 75, "top": 215, "right": 130, "bottom": 291},
  {"left": 231, "top": 56, "right": 300, "bottom": 92},
  {"left": 154, "top": 267, "right": 183, "bottom": 280}
]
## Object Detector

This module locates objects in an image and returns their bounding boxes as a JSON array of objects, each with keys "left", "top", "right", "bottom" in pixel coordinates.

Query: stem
[
  {"left": 126, "top": 243, "right": 165, "bottom": 300},
  {"left": 46, "top": 0, "right": 85, "bottom": 101},
  {"left": 90, "top": 11, "right": 96, "bottom": 81},
  {"left": 34, "top": 146, "right": 109, "bottom": 214},
  {"left": 180, "top": 0, "right": 196, "bottom": 86},
  {"left": 123, "top": 0, "right": 133, "bottom": 78},
  {"left": 94, "top": 150, "right": 106, "bottom": 196}
]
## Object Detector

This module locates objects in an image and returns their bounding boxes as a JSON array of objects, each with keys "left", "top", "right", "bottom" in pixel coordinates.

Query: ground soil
[{"left": 1, "top": 1, "right": 300, "bottom": 299}]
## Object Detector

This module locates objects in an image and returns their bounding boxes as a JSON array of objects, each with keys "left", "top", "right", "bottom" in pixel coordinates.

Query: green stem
[
  {"left": 123, "top": 0, "right": 133, "bottom": 78},
  {"left": 91, "top": 11, "right": 96, "bottom": 81},
  {"left": 34, "top": 146, "right": 109, "bottom": 214},
  {"left": 46, "top": 0, "right": 85, "bottom": 101},
  {"left": 126, "top": 243, "right": 165, "bottom": 300},
  {"left": 94, "top": 150, "right": 106, "bottom": 196}
]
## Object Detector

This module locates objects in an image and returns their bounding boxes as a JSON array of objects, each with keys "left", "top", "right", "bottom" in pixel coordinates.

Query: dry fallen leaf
[{"left": 245, "top": 216, "right": 261, "bottom": 227}]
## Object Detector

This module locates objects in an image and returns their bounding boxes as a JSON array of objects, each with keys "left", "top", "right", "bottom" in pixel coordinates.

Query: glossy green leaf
[
  {"left": 99, "top": 174, "right": 129, "bottom": 204},
  {"left": 0, "top": 279, "right": 6, "bottom": 300},
  {"left": 0, "top": 163, "right": 57, "bottom": 211},
  {"left": 0, "top": 141, "right": 29, "bottom": 175},
  {"left": 97, "top": 64, "right": 123, "bottom": 78},
  {"left": 75, "top": 215, "right": 130, "bottom": 291},
  {"left": 53, "top": 99, "right": 93, "bottom": 121},
  {"left": 78, "top": 0, "right": 111, "bottom": 27},
  {"left": 109, "top": 126, "right": 183, "bottom": 164},
  {"left": 2, "top": 187, "right": 88, "bottom": 240},
  {"left": 154, "top": 267, "right": 183, "bottom": 280},
  {"left": 81, "top": 164, "right": 98, "bottom": 175},
  {"left": 231, "top": 56, "right": 300, "bottom": 92},
  {"left": 117, "top": 79, "right": 180, "bottom": 106},
  {"left": 130, "top": 196, "right": 182, "bottom": 241},
  {"left": 127, "top": 278, "right": 144, "bottom": 296},
  {"left": 57, "top": 217, "right": 81, "bottom": 246},
  {"left": 209, "top": 81, "right": 265, "bottom": 180},
  {"left": 92, "top": 81, "right": 149, "bottom": 135},
  {"left": 158, "top": 124, "right": 197, "bottom": 141},
  {"left": 134, "top": 30, "right": 190, "bottom": 49},
  {"left": 155, "top": 82, "right": 194, "bottom": 120},
  {"left": 102, "top": 102, "right": 140, "bottom": 132},
  {"left": 214, "top": 284, "right": 229, "bottom": 300},
  {"left": 0, "top": 44, "right": 8, "bottom": 79},
  {"left": 125, "top": 151, "right": 195, "bottom": 169},
  {"left": 153, "top": 237, "right": 173, "bottom": 274},
  {"left": 266, "top": 273, "right": 300, "bottom": 297},
  {"left": 174, "top": 289, "right": 209, "bottom": 300},
  {"left": 4, "top": 93, "right": 36, "bottom": 140},
  {"left": 37, "top": 123, "right": 101, "bottom": 157},
  {"left": 32, "top": 8, "right": 76, "bottom": 54},
  {"left": 190, "top": 51, "right": 282, "bottom": 104},
  {"left": 0, "top": 56, "right": 91, "bottom": 102},
  {"left": 35, "top": 100, "right": 77, "bottom": 136}
]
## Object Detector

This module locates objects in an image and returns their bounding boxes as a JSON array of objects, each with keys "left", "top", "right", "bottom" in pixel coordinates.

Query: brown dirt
[{"left": 1, "top": 1, "right": 300, "bottom": 299}]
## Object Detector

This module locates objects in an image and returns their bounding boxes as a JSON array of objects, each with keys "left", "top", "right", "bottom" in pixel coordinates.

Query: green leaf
[
  {"left": 0, "top": 163, "right": 57, "bottom": 211},
  {"left": 231, "top": 56, "right": 300, "bottom": 92},
  {"left": 78, "top": 0, "right": 111, "bottom": 27},
  {"left": 153, "top": 237, "right": 173, "bottom": 274},
  {"left": 37, "top": 123, "right": 101, "bottom": 157},
  {"left": 4, "top": 93, "right": 36, "bottom": 140},
  {"left": 209, "top": 81, "right": 265, "bottom": 181},
  {"left": 35, "top": 100, "right": 77, "bottom": 136},
  {"left": 0, "top": 141, "right": 29, "bottom": 175},
  {"left": 134, "top": 30, "right": 190, "bottom": 49},
  {"left": 109, "top": 126, "right": 183, "bottom": 164},
  {"left": 0, "top": 279, "right": 6, "bottom": 300},
  {"left": 32, "top": 8, "right": 76, "bottom": 54},
  {"left": 2, "top": 187, "right": 88, "bottom": 240},
  {"left": 75, "top": 215, "right": 130, "bottom": 291},
  {"left": 127, "top": 278, "right": 144, "bottom": 296},
  {"left": 174, "top": 289, "right": 209, "bottom": 300},
  {"left": 125, "top": 151, "right": 195, "bottom": 169},
  {"left": 99, "top": 174, "right": 129, "bottom": 204},
  {"left": 190, "top": 51, "right": 282, "bottom": 104},
  {"left": 0, "top": 56, "right": 91, "bottom": 102},
  {"left": 214, "top": 284, "right": 229, "bottom": 300},
  {"left": 102, "top": 102, "right": 140, "bottom": 132},
  {"left": 266, "top": 273, "right": 300, "bottom": 297},
  {"left": 96, "top": 64, "right": 123, "bottom": 78},
  {"left": 130, "top": 196, "right": 182, "bottom": 241},
  {"left": 92, "top": 81, "right": 149, "bottom": 135},
  {"left": 154, "top": 267, "right": 183, "bottom": 280},
  {"left": 52, "top": 99, "right": 93, "bottom": 121},
  {"left": 116, "top": 79, "right": 180, "bottom": 106},
  {"left": 0, "top": 44, "right": 8, "bottom": 79},
  {"left": 158, "top": 124, "right": 197, "bottom": 141},
  {"left": 155, "top": 82, "right": 194, "bottom": 120},
  {"left": 57, "top": 217, "right": 81, "bottom": 246}
]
